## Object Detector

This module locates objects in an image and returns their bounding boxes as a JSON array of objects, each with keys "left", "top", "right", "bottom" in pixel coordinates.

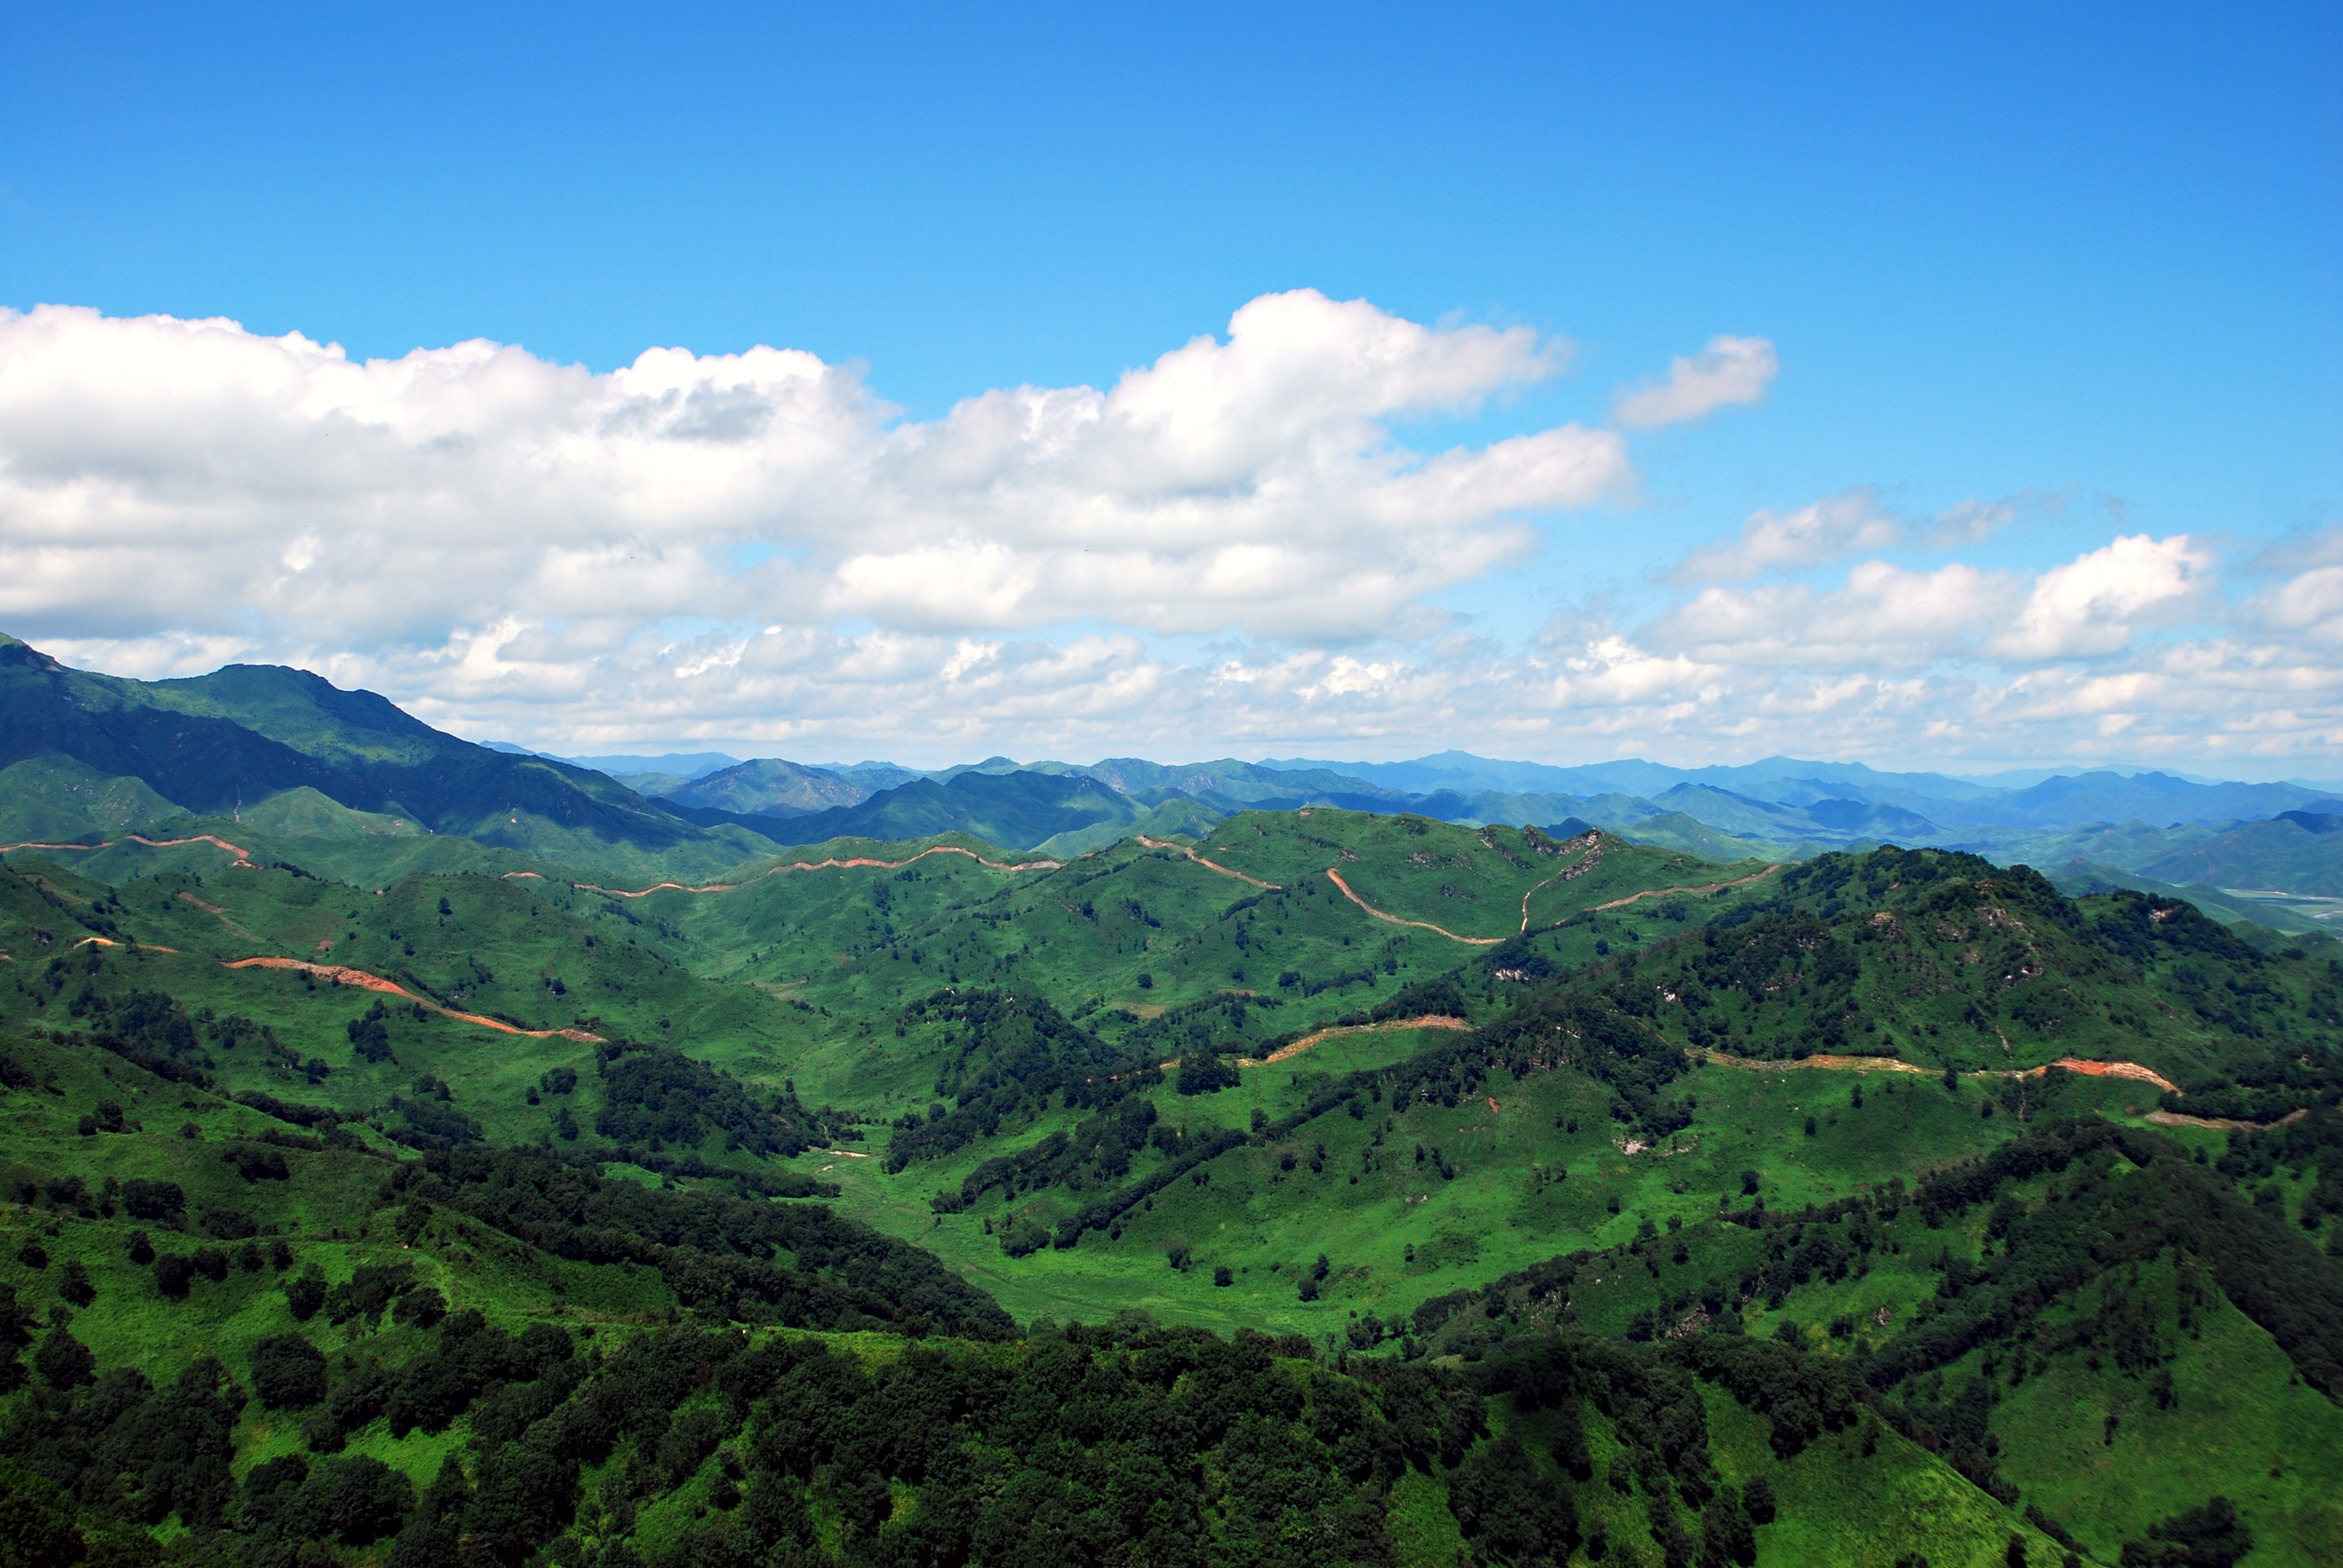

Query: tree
[
  {"left": 2119, "top": 1496, "right": 2253, "bottom": 1568},
  {"left": 250, "top": 1334, "right": 329, "bottom": 1409},
  {"left": 59, "top": 1261, "right": 94, "bottom": 1308},
  {"left": 1702, "top": 1485, "right": 1757, "bottom": 1567},
  {"left": 285, "top": 1273, "right": 329, "bottom": 1321},
  {"left": 1448, "top": 1434, "right": 1578, "bottom": 1565},
  {"left": 0, "top": 1458, "right": 88, "bottom": 1568},
  {"left": 32, "top": 1322, "right": 94, "bottom": 1391},
  {"left": 121, "top": 1179, "right": 184, "bottom": 1221},
  {"left": 306, "top": 1455, "right": 414, "bottom": 1546}
]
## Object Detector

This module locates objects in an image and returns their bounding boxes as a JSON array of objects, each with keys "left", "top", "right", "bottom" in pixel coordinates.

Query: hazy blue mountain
[
  {"left": 775, "top": 769, "right": 1142, "bottom": 851},
  {"left": 658, "top": 757, "right": 870, "bottom": 817},
  {"left": 1948, "top": 770, "right": 2338, "bottom": 828},
  {"left": 813, "top": 761, "right": 932, "bottom": 794},
  {"left": 1078, "top": 756, "right": 1406, "bottom": 806}
]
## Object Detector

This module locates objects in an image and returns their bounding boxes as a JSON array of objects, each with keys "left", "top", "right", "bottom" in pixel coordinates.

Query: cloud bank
[{"left": 1, "top": 296, "right": 2336, "bottom": 769}]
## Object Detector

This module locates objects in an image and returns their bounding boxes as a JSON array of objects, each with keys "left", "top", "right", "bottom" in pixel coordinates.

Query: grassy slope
[
  {"left": 0, "top": 756, "right": 192, "bottom": 843},
  {"left": 1983, "top": 1256, "right": 2343, "bottom": 1566},
  {"left": 4, "top": 822, "right": 2341, "bottom": 1561},
  {"left": 0, "top": 1031, "right": 675, "bottom": 1481}
]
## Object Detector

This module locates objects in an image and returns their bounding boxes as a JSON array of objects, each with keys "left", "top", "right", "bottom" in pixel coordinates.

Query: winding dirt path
[
  {"left": 222, "top": 956, "right": 603, "bottom": 1042},
  {"left": 1585, "top": 865, "right": 1780, "bottom": 916},
  {"left": 2148, "top": 1107, "right": 2308, "bottom": 1132},
  {"left": 574, "top": 843, "right": 1063, "bottom": 899},
  {"left": 1138, "top": 836, "right": 1281, "bottom": 890},
  {"left": 1, "top": 832, "right": 252, "bottom": 862},
  {"left": 1238, "top": 1013, "right": 1471, "bottom": 1068},
  {"left": 1696, "top": 1048, "right": 2181, "bottom": 1095},
  {"left": 71, "top": 935, "right": 179, "bottom": 953},
  {"left": 2020, "top": 1057, "right": 2180, "bottom": 1094},
  {"left": 1518, "top": 867, "right": 1571, "bottom": 934},
  {"left": 1323, "top": 868, "right": 1504, "bottom": 947}
]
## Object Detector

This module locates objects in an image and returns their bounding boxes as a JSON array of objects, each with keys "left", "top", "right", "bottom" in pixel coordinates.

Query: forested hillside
[{"left": 3, "top": 775, "right": 2341, "bottom": 1563}]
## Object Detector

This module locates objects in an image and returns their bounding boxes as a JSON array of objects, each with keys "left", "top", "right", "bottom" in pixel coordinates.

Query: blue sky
[{"left": 2, "top": 4, "right": 2338, "bottom": 772}]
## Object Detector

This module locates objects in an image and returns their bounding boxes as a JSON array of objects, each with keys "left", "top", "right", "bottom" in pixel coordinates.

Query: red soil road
[
  {"left": 1698, "top": 1048, "right": 2181, "bottom": 1095},
  {"left": 573, "top": 843, "right": 1064, "bottom": 899},
  {"left": 2149, "top": 1107, "right": 2309, "bottom": 1132},
  {"left": 222, "top": 956, "right": 603, "bottom": 1042},
  {"left": 1323, "top": 867, "right": 1503, "bottom": 946},
  {"left": 1, "top": 832, "right": 252, "bottom": 861},
  {"left": 1239, "top": 1013, "right": 1471, "bottom": 1067},
  {"left": 1138, "top": 836, "right": 1282, "bottom": 890}
]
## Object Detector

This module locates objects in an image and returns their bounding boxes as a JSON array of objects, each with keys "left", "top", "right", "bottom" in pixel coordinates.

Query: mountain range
[
  {"left": 7, "top": 634, "right": 2341, "bottom": 923},
  {"left": 7, "top": 632, "right": 2343, "bottom": 1564}
]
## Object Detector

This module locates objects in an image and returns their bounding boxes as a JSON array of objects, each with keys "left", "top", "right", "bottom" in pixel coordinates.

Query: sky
[{"left": 2, "top": 3, "right": 2338, "bottom": 774}]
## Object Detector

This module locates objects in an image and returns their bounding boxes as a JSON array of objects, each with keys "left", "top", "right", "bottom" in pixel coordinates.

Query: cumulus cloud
[
  {"left": 0, "top": 292, "right": 1627, "bottom": 653},
  {"left": 1613, "top": 335, "right": 1777, "bottom": 427},
  {"left": 5, "top": 296, "right": 2339, "bottom": 768},
  {"left": 1989, "top": 534, "right": 2213, "bottom": 659},
  {"left": 1645, "top": 534, "right": 2214, "bottom": 671}
]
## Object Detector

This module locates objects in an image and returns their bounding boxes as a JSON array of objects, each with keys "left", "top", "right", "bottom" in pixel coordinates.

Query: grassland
[{"left": 1, "top": 815, "right": 2339, "bottom": 1566}]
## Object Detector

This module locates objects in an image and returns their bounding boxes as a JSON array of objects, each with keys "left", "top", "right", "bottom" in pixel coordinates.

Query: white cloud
[
  {"left": 1644, "top": 534, "right": 2215, "bottom": 672},
  {"left": 6, "top": 298, "right": 2341, "bottom": 769},
  {"left": 1613, "top": 335, "right": 1777, "bottom": 427},
  {"left": 1670, "top": 488, "right": 2039, "bottom": 584},
  {"left": 1989, "top": 534, "right": 2212, "bottom": 659},
  {"left": 1645, "top": 561, "right": 2011, "bottom": 667},
  {"left": 1672, "top": 488, "right": 1902, "bottom": 584},
  {"left": 0, "top": 294, "right": 1625, "bottom": 654}
]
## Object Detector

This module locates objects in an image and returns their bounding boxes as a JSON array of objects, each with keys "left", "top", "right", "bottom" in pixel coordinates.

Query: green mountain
[
  {"left": 656, "top": 759, "right": 871, "bottom": 817},
  {"left": 0, "top": 636, "right": 830, "bottom": 878},
  {"left": 2, "top": 652, "right": 2341, "bottom": 1564},
  {"left": 0, "top": 635, "right": 718, "bottom": 854},
  {"left": 764, "top": 769, "right": 1144, "bottom": 851}
]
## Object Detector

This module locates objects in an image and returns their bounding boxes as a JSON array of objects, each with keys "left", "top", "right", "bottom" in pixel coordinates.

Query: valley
[{"left": 1, "top": 643, "right": 2339, "bottom": 1567}]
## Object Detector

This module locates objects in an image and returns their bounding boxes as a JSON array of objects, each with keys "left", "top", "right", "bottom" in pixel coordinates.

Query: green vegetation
[{"left": 2, "top": 690, "right": 2341, "bottom": 1564}]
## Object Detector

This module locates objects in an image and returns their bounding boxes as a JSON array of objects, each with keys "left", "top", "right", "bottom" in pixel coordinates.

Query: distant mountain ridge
[
  {"left": 0, "top": 636, "right": 712, "bottom": 855},
  {"left": 9, "top": 636, "right": 2343, "bottom": 902}
]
